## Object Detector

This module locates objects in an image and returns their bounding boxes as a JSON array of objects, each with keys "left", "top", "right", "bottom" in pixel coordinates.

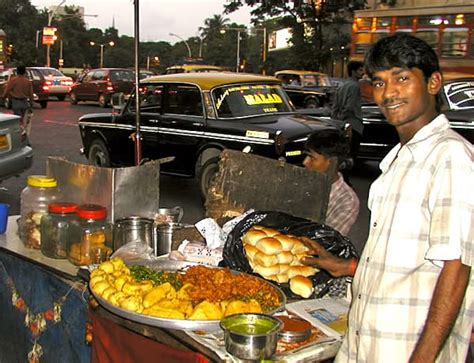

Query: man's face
[
  {"left": 354, "top": 66, "right": 364, "bottom": 80},
  {"left": 303, "top": 151, "right": 331, "bottom": 173},
  {"left": 371, "top": 67, "right": 441, "bottom": 129}
]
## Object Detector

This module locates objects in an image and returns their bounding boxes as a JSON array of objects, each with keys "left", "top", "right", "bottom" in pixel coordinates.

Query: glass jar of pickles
[
  {"left": 68, "top": 204, "right": 113, "bottom": 266},
  {"left": 20, "top": 175, "right": 60, "bottom": 249},
  {"left": 41, "top": 202, "right": 78, "bottom": 259}
]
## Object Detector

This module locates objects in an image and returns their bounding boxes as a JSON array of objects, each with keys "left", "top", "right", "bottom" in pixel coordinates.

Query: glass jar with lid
[
  {"left": 40, "top": 202, "right": 78, "bottom": 259},
  {"left": 68, "top": 204, "right": 113, "bottom": 266},
  {"left": 20, "top": 175, "right": 61, "bottom": 249}
]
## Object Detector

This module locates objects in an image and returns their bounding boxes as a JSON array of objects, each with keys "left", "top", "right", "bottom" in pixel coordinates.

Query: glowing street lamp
[{"left": 90, "top": 41, "right": 115, "bottom": 68}]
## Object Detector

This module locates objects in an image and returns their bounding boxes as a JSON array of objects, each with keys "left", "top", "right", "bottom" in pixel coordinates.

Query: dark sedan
[{"left": 78, "top": 73, "right": 346, "bottom": 196}]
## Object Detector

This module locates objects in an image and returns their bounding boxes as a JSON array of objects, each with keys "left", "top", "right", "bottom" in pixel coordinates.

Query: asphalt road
[{"left": 0, "top": 99, "right": 382, "bottom": 254}]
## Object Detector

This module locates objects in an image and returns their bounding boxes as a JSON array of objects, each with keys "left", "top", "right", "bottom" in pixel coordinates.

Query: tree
[
  {"left": 224, "top": 0, "right": 366, "bottom": 71},
  {"left": 0, "top": 0, "right": 42, "bottom": 65}
]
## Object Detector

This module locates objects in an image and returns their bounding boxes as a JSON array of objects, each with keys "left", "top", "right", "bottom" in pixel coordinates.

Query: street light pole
[
  {"left": 220, "top": 27, "right": 247, "bottom": 73},
  {"left": 236, "top": 30, "right": 241, "bottom": 73},
  {"left": 90, "top": 41, "right": 114, "bottom": 68},
  {"left": 46, "top": 0, "right": 66, "bottom": 67},
  {"left": 169, "top": 32, "right": 192, "bottom": 59}
]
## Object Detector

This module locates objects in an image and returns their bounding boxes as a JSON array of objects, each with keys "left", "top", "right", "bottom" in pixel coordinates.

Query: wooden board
[{"left": 205, "top": 149, "right": 335, "bottom": 224}]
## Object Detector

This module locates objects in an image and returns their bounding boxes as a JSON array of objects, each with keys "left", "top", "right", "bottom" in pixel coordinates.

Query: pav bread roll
[
  {"left": 253, "top": 264, "right": 280, "bottom": 278},
  {"left": 290, "top": 275, "right": 314, "bottom": 298},
  {"left": 291, "top": 240, "right": 310, "bottom": 254},
  {"left": 276, "top": 251, "right": 294, "bottom": 264},
  {"left": 243, "top": 244, "right": 258, "bottom": 260},
  {"left": 253, "top": 251, "right": 278, "bottom": 267},
  {"left": 275, "top": 234, "right": 295, "bottom": 252},
  {"left": 287, "top": 265, "right": 317, "bottom": 279},
  {"left": 275, "top": 273, "right": 289, "bottom": 283},
  {"left": 278, "top": 264, "right": 291, "bottom": 273},
  {"left": 255, "top": 237, "right": 282, "bottom": 255},
  {"left": 259, "top": 227, "right": 280, "bottom": 237},
  {"left": 242, "top": 230, "right": 268, "bottom": 246}
]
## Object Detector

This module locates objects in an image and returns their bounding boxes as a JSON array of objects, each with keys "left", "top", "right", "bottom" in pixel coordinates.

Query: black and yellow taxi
[
  {"left": 78, "top": 72, "right": 345, "bottom": 195},
  {"left": 164, "top": 64, "right": 225, "bottom": 74},
  {"left": 274, "top": 70, "right": 335, "bottom": 109}
]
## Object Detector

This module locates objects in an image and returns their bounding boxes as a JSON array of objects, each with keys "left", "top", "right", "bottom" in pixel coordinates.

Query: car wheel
[
  {"left": 70, "top": 91, "right": 78, "bottom": 105},
  {"left": 40, "top": 101, "right": 48, "bottom": 109},
  {"left": 88, "top": 139, "right": 111, "bottom": 167},
  {"left": 199, "top": 157, "right": 220, "bottom": 199},
  {"left": 98, "top": 93, "right": 109, "bottom": 108},
  {"left": 57, "top": 95, "right": 66, "bottom": 101},
  {"left": 305, "top": 98, "right": 320, "bottom": 109}
]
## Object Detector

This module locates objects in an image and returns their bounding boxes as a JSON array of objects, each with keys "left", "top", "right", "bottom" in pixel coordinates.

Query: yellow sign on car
[{"left": 0, "top": 134, "right": 10, "bottom": 151}]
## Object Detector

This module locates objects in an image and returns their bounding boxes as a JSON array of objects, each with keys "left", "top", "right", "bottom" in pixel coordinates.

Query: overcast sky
[{"left": 31, "top": 0, "right": 253, "bottom": 43}]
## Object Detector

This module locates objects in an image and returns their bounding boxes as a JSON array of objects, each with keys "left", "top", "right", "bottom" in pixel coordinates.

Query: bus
[{"left": 350, "top": 4, "right": 474, "bottom": 73}]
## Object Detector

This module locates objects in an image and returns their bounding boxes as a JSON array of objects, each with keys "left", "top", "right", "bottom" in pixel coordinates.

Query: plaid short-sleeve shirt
[
  {"left": 326, "top": 173, "right": 360, "bottom": 236},
  {"left": 336, "top": 114, "right": 474, "bottom": 363}
]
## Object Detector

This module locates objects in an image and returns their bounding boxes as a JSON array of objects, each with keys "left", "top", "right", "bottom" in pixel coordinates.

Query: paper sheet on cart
[{"left": 286, "top": 297, "right": 350, "bottom": 339}]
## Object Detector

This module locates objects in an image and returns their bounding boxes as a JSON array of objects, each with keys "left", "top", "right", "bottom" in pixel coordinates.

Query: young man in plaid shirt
[{"left": 302, "top": 34, "right": 473, "bottom": 362}]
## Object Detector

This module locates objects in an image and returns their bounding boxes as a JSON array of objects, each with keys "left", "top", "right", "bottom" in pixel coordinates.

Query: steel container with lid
[
  {"left": 113, "top": 216, "right": 154, "bottom": 251},
  {"left": 68, "top": 204, "right": 113, "bottom": 266},
  {"left": 40, "top": 202, "right": 78, "bottom": 259},
  {"left": 20, "top": 175, "right": 60, "bottom": 249}
]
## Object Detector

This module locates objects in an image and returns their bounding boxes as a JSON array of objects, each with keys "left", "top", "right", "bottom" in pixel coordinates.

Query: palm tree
[{"left": 199, "top": 14, "right": 230, "bottom": 39}]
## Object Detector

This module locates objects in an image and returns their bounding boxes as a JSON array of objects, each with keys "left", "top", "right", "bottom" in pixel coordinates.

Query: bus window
[
  {"left": 414, "top": 30, "right": 439, "bottom": 50},
  {"left": 418, "top": 15, "right": 444, "bottom": 27},
  {"left": 376, "top": 17, "right": 392, "bottom": 28},
  {"left": 355, "top": 32, "right": 372, "bottom": 54},
  {"left": 442, "top": 30, "right": 469, "bottom": 58},
  {"left": 396, "top": 16, "right": 414, "bottom": 28},
  {"left": 354, "top": 17, "right": 372, "bottom": 30}
]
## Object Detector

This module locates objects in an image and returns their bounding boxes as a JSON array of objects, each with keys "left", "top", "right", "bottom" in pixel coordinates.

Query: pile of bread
[{"left": 242, "top": 225, "right": 318, "bottom": 298}]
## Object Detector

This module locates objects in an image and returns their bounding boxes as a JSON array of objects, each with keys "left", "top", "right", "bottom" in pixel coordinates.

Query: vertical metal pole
[
  {"left": 199, "top": 38, "right": 203, "bottom": 58},
  {"left": 236, "top": 30, "right": 240, "bottom": 73},
  {"left": 59, "top": 39, "right": 63, "bottom": 69},
  {"left": 134, "top": 0, "right": 142, "bottom": 165},
  {"left": 100, "top": 45, "right": 104, "bottom": 68},
  {"left": 262, "top": 27, "right": 267, "bottom": 75},
  {"left": 147, "top": 56, "right": 150, "bottom": 70}
]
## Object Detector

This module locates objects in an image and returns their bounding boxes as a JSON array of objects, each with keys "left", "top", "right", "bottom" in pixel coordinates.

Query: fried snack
[{"left": 91, "top": 258, "right": 281, "bottom": 321}]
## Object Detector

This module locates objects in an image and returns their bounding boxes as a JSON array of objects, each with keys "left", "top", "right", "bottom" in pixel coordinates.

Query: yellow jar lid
[{"left": 27, "top": 175, "right": 58, "bottom": 188}]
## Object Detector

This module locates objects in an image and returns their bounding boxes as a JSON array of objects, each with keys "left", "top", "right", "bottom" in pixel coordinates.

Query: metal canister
[
  {"left": 154, "top": 223, "right": 183, "bottom": 256},
  {"left": 113, "top": 216, "right": 154, "bottom": 251}
]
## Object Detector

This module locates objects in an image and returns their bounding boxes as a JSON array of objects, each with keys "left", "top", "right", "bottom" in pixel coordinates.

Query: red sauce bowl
[{"left": 276, "top": 315, "right": 312, "bottom": 343}]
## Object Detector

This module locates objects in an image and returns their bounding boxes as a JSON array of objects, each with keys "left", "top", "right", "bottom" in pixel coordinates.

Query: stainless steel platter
[{"left": 90, "top": 260, "right": 286, "bottom": 332}]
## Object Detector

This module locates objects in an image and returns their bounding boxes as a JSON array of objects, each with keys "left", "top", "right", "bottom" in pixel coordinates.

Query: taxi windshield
[
  {"left": 301, "top": 74, "right": 331, "bottom": 87},
  {"left": 212, "top": 84, "right": 292, "bottom": 118}
]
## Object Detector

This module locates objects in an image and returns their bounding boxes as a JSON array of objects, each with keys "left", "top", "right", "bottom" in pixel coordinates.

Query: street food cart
[{"left": 0, "top": 151, "right": 355, "bottom": 362}]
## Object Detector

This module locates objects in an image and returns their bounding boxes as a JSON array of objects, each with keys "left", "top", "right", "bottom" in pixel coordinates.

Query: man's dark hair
[
  {"left": 347, "top": 60, "right": 364, "bottom": 77},
  {"left": 305, "top": 129, "right": 350, "bottom": 160},
  {"left": 364, "top": 33, "right": 440, "bottom": 80},
  {"left": 16, "top": 65, "right": 26, "bottom": 75}
]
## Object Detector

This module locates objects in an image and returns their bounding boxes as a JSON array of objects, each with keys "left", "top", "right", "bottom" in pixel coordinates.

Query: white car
[{"left": 33, "top": 67, "right": 73, "bottom": 101}]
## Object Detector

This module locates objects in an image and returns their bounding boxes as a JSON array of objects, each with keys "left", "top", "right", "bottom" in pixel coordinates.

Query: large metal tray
[{"left": 90, "top": 260, "right": 286, "bottom": 332}]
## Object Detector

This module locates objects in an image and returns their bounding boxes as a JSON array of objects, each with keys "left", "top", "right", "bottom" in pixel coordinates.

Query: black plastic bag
[{"left": 220, "top": 211, "right": 359, "bottom": 299}]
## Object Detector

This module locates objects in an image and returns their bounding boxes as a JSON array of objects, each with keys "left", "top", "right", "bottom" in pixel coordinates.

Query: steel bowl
[{"left": 220, "top": 313, "right": 282, "bottom": 360}]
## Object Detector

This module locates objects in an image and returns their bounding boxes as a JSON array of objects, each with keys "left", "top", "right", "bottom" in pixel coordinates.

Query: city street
[{"left": 0, "top": 100, "right": 381, "bottom": 253}]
